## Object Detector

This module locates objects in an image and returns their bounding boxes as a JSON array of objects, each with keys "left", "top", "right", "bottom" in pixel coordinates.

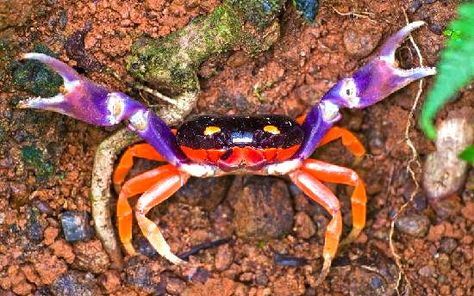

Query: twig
[
  {"left": 388, "top": 11, "right": 427, "bottom": 295},
  {"left": 178, "top": 237, "right": 232, "bottom": 260},
  {"left": 331, "top": 6, "right": 376, "bottom": 23}
]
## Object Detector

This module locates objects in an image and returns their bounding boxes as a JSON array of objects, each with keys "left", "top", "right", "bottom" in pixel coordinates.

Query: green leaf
[
  {"left": 460, "top": 145, "right": 474, "bottom": 163},
  {"left": 420, "top": 3, "right": 474, "bottom": 139}
]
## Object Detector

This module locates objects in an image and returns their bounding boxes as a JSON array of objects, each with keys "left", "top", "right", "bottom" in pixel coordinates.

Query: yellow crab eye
[
  {"left": 263, "top": 125, "right": 280, "bottom": 135},
  {"left": 204, "top": 126, "right": 221, "bottom": 136}
]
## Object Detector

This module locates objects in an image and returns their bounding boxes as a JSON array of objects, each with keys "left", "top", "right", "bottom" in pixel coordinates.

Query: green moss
[
  {"left": 127, "top": 0, "right": 286, "bottom": 96},
  {"left": 21, "top": 145, "right": 55, "bottom": 181},
  {"left": 13, "top": 44, "right": 62, "bottom": 97}
]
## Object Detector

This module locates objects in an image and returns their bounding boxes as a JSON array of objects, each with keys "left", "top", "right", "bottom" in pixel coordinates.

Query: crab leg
[
  {"left": 17, "top": 53, "right": 188, "bottom": 167},
  {"left": 301, "top": 159, "right": 367, "bottom": 246},
  {"left": 135, "top": 165, "right": 189, "bottom": 264},
  {"left": 318, "top": 127, "right": 365, "bottom": 157},
  {"left": 296, "top": 22, "right": 436, "bottom": 159},
  {"left": 113, "top": 143, "right": 165, "bottom": 190},
  {"left": 117, "top": 165, "right": 178, "bottom": 255},
  {"left": 289, "top": 169, "right": 343, "bottom": 284}
]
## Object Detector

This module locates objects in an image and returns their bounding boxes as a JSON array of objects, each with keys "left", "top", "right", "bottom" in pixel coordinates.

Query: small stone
[
  {"left": 408, "top": 0, "right": 422, "bottom": 13},
  {"left": 429, "top": 23, "right": 444, "bottom": 35},
  {"left": 135, "top": 236, "right": 158, "bottom": 258},
  {"left": 431, "top": 194, "right": 462, "bottom": 218},
  {"left": 423, "top": 114, "right": 474, "bottom": 200},
  {"left": 395, "top": 214, "right": 430, "bottom": 237},
  {"left": 26, "top": 207, "right": 44, "bottom": 242},
  {"left": 124, "top": 258, "right": 163, "bottom": 294},
  {"left": 60, "top": 211, "right": 94, "bottom": 242},
  {"left": 293, "top": 211, "right": 316, "bottom": 239},
  {"left": 50, "top": 271, "right": 101, "bottom": 296},
  {"left": 50, "top": 240, "right": 75, "bottom": 264},
  {"left": 72, "top": 240, "right": 110, "bottom": 274},
  {"left": 239, "top": 272, "right": 253, "bottom": 282},
  {"left": 32, "top": 252, "right": 67, "bottom": 285},
  {"left": 229, "top": 176, "right": 294, "bottom": 240},
  {"left": 190, "top": 268, "right": 210, "bottom": 284},
  {"left": 418, "top": 265, "right": 435, "bottom": 277},
  {"left": 32, "top": 199, "right": 54, "bottom": 215},
  {"left": 166, "top": 277, "right": 186, "bottom": 295},
  {"left": 210, "top": 203, "right": 234, "bottom": 237},
  {"left": 12, "top": 280, "right": 33, "bottom": 296},
  {"left": 43, "top": 226, "right": 59, "bottom": 245},
  {"left": 427, "top": 223, "right": 445, "bottom": 241},
  {"left": 100, "top": 270, "right": 121, "bottom": 294},
  {"left": 461, "top": 202, "right": 474, "bottom": 222},
  {"left": 436, "top": 253, "right": 451, "bottom": 274},
  {"left": 343, "top": 25, "right": 382, "bottom": 57},
  {"left": 214, "top": 244, "right": 234, "bottom": 271},
  {"left": 439, "top": 238, "right": 458, "bottom": 254},
  {"left": 370, "top": 276, "right": 383, "bottom": 289},
  {"left": 255, "top": 272, "right": 268, "bottom": 286}
]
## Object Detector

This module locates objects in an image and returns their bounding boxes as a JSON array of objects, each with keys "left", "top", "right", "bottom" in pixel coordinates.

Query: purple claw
[
  {"left": 18, "top": 53, "right": 188, "bottom": 166},
  {"left": 18, "top": 53, "right": 144, "bottom": 127},
  {"left": 296, "top": 22, "right": 436, "bottom": 159},
  {"left": 322, "top": 21, "right": 436, "bottom": 109}
]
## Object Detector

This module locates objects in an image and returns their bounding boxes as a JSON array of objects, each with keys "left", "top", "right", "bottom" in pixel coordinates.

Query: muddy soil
[{"left": 0, "top": 0, "right": 472, "bottom": 295}]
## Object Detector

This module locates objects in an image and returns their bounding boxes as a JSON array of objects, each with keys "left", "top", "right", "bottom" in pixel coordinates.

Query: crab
[{"left": 18, "top": 22, "right": 435, "bottom": 283}]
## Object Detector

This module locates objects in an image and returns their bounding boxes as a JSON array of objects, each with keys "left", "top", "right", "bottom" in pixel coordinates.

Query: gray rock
[{"left": 60, "top": 211, "right": 94, "bottom": 242}]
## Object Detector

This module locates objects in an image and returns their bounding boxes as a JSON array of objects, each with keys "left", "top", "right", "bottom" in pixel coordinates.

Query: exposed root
[
  {"left": 388, "top": 11, "right": 427, "bottom": 295},
  {"left": 91, "top": 128, "right": 141, "bottom": 269},
  {"left": 331, "top": 6, "right": 377, "bottom": 23}
]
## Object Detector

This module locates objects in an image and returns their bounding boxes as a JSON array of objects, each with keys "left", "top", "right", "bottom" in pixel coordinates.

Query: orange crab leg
[
  {"left": 318, "top": 126, "right": 365, "bottom": 157},
  {"left": 117, "top": 165, "right": 178, "bottom": 255},
  {"left": 113, "top": 143, "right": 164, "bottom": 189},
  {"left": 135, "top": 165, "right": 190, "bottom": 264},
  {"left": 289, "top": 168, "right": 342, "bottom": 284},
  {"left": 302, "top": 159, "right": 367, "bottom": 246}
]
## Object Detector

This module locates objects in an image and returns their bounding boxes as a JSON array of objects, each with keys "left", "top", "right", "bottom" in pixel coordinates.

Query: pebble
[
  {"left": 408, "top": 0, "right": 422, "bottom": 13},
  {"left": 423, "top": 114, "right": 474, "bottom": 201},
  {"left": 100, "top": 270, "right": 121, "bottom": 294},
  {"left": 395, "top": 214, "right": 430, "bottom": 237},
  {"left": 461, "top": 201, "right": 474, "bottom": 222},
  {"left": 228, "top": 176, "right": 294, "bottom": 239},
  {"left": 50, "top": 240, "right": 75, "bottom": 264},
  {"left": 431, "top": 194, "right": 462, "bottom": 219},
  {"left": 293, "top": 211, "right": 316, "bottom": 239},
  {"left": 50, "top": 271, "right": 101, "bottom": 296},
  {"left": 273, "top": 253, "right": 307, "bottom": 267},
  {"left": 436, "top": 253, "right": 451, "bottom": 274},
  {"left": 32, "top": 199, "right": 54, "bottom": 216},
  {"left": 32, "top": 252, "right": 67, "bottom": 285},
  {"left": 165, "top": 276, "right": 186, "bottom": 295},
  {"left": 60, "top": 211, "right": 94, "bottom": 242},
  {"left": 343, "top": 25, "right": 382, "bottom": 57},
  {"left": 124, "top": 257, "right": 164, "bottom": 294},
  {"left": 370, "top": 276, "right": 384, "bottom": 289},
  {"left": 439, "top": 237, "right": 458, "bottom": 254},
  {"left": 190, "top": 267, "right": 210, "bottom": 284},
  {"left": 26, "top": 207, "right": 44, "bottom": 243},
  {"left": 72, "top": 240, "right": 110, "bottom": 274},
  {"left": 418, "top": 265, "right": 435, "bottom": 277},
  {"left": 214, "top": 244, "right": 234, "bottom": 271},
  {"left": 135, "top": 236, "right": 158, "bottom": 258}
]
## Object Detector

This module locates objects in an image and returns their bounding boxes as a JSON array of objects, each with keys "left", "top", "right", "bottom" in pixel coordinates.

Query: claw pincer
[{"left": 18, "top": 22, "right": 435, "bottom": 284}]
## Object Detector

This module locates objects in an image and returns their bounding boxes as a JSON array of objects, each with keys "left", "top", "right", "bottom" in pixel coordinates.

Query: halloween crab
[{"left": 18, "top": 22, "right": 435, "bottom": 283}]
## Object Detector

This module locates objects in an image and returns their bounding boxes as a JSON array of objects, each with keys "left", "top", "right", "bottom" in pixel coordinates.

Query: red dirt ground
[{"left": 0, "top": 0, "right": 472, "bottom": 295}]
